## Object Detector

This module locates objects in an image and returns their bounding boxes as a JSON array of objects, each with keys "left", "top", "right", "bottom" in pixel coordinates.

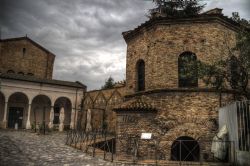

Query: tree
[
  {"left": 101, "top": 76, "right": 115, "bottom": 90},
  {"left": 150, "top": 0, "right": 205, "bottom": 18}
]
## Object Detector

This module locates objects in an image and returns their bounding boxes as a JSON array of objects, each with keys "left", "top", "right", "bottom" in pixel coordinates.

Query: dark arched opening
[
  {"left": 31, "top": 95, "right": 51, "bottom": 129},
  {"left": 136, "top": 60, "right": 145, "bottom": 91},
  {"left": 178, "top": 52, "right": 198, "bottom": 87},
  {"left": 8, "top": 92, "right": 29, "bottom": 128},
  {"left": 54, "top": 97, "right": 72, "bottom": 130},
  {"left": 171, "top": 136, "right": 200, "bottom": 161},
  {"left": 0, "top": 92, "right": 5, "bottom": 127}
]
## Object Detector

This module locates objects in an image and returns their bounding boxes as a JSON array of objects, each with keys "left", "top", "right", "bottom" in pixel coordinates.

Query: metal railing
[{"left": 66, "top": 130, "right": 236, "bottom": 165}]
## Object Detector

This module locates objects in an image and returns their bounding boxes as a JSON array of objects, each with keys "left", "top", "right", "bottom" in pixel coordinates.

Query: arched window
[
  {"left": 230, "top": 56, "right": 248, "bottom": 89},
  {"left": 18, "top": 72, "right": 24, "bottom": 75},
  {"left": 230, "top": 56, "right": 239, "bottom": 89},
  {"left": 136, "top": 60, "right": 145, "bottom": 91},
  {"left": 7, "top": 70, "right": 15, "bottom": 74},
  {"left": 178, "top": 52, "right": 198, "bottom": 87}
]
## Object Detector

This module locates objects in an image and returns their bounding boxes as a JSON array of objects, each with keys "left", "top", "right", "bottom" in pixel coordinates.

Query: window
[
  {"left": 136, "top": 60, "right": 145, "bottom": 91},
  {"left": 22, "top": 48, "right": 26, "bottom": 56},
  {"left": 230, "top": 56, "right": 248, "bottom": 89},
  {"left": 7, "top": 70, "right": 15, "bottom": 74},
  {"left": 178, "top": 52, "right": 198, "bottom": 87},
  {"left": 230, "top": 56, "right": 239, "bottom": 89}
]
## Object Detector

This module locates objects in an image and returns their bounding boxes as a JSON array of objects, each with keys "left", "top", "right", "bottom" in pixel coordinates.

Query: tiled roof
[
  {"left": 114, "top": 98, "right": 157, "bottom": 112},
  {"left": 0, "top": 73, "right": 86, "bottom": 88},
  {"left": 122, "top": 14, "right": 243, "bottom": 42}
]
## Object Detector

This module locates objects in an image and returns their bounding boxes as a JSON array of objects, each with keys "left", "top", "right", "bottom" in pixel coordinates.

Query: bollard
[{"left": 15, "top": 123, "right": 18, "bottom": 130}]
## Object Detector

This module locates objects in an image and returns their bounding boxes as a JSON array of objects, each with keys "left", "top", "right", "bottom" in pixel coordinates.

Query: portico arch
[
  {"left": 30, "top": 95, "right": 51, "bottom": 129},
  {"left": 0, "top": 92, "right": 5, "bottom": 128},
  {"left": 54, "top": 97, "right": 72, "bottom": 131},
  {"left": 8, "top": 92, "right": 29, "bottom": 128}
]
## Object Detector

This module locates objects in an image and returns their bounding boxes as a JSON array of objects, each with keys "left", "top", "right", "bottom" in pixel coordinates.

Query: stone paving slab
[{"left": 0, "top": 130, "right": 116, "bottom": 166}]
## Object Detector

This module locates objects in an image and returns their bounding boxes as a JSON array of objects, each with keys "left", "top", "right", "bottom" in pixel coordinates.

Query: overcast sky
[{"left": 1, "top": 0, "right": 250, "bottom": 90}]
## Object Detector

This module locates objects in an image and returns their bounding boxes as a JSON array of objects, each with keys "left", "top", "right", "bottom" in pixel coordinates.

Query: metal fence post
[
  {"left": 111, "top": 138, "right": 114, "bottom": 162},
  {"left": 104, "top": 130, "right": 107, "bottom": 160},
  {"left": 93, "top": 130, "right": 96, "bottom": 157},
  {"left": 179, "top": 140, "right": 182, "bottom": 166}
]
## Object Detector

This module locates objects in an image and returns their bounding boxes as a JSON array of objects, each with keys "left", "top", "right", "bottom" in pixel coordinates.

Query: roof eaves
[
  {"left": 1, "top": 36, "right": 56, "bottom": 58},
  {"left": 0, "top": 74, "right": 85, "bottom": 89},
  {"left": 122, "top": 15, "right": 242, "bottom": 42}
]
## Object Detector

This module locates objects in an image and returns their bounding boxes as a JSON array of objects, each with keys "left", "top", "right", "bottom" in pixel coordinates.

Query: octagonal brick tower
[{"left": 123, "top": 9, "right": 240, "bottom": 96}]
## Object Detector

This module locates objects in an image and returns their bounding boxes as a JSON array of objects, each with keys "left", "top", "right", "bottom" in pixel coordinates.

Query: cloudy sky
[{"left": 1, "top": 0, "right": 250, "bottom": 90}]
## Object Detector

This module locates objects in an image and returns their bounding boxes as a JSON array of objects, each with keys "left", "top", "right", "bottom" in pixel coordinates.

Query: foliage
[
  {"left": 150, "top": 0, "right": 205, "bottom": 18},
  {"left": 101, "top": 76, "right": 115, "bottom": 90}
]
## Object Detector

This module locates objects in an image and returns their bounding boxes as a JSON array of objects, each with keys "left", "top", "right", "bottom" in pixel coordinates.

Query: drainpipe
[{"left": 74, "top": 88, "right": 79, "bottom": 130}]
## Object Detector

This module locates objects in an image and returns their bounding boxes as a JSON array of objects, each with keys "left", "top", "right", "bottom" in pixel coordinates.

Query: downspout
[{"left": 74, "top": 88, "right": 79, "bottom": 130}]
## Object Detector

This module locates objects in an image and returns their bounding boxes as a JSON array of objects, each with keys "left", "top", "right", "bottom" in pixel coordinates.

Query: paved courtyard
[{"left": 0, "top": 130, "right": 115, "bottom": 166}]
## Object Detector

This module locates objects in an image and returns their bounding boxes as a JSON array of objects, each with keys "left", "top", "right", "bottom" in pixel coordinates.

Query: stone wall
[
  {"left": 0, "top": 37, "right": 55, "bottom": 79},
  {"left": 115, "top": 90, "right": 235, "bottom": 161},
  {"left": 124, "top": 18, "right": 237, "bottom": 95}
]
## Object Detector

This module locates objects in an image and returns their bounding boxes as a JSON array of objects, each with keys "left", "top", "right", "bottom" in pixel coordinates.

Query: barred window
[{"left": 178, "top": 52, "right": 198, "bottom": 87}]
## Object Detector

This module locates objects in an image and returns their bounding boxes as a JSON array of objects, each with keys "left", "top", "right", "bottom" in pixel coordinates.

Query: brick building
[
  {"left": 82, "top": 9, "right": 243, "bottom": 163},
  {"left": 0, "top": 37, "right": 54, "bottom": 79}
]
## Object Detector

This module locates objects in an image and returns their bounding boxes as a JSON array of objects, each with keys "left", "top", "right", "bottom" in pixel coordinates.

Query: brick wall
[{"left": 116, "top": 91, "right": 234, "bottom": 160}]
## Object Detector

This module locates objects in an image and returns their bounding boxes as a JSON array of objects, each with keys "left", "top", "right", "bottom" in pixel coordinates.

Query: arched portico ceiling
[
  {"left": 32, "top": 95, "right": 51, "bottom": 106},
  {"left": 8, "top": 92, "right": 29, "bottom": 104},
  {"left": 54, "top": 97, "right": 72, "bottom": 108},
  {"left": 0, "top": 91, "right": 5, "bottom": 101}
]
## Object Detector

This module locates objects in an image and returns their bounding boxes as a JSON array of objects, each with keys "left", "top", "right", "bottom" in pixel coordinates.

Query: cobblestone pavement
[{"left": 0, "top": 130, "right": 116, "bottom": 166}]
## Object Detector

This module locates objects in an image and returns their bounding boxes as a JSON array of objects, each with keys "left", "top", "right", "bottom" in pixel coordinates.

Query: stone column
[
  {"left": 74, "top": 109, "right": 78, "bottom": 128},
  {"left": 25, "top": 104, "right": 32, "bottom": 129},
  {"left": 59, "top": 107, "right": 65, "bottom": 131},
  {"left": 48, "top": 106, "right": 54, "bottom": 129},
  {"left": 2, "top": 102, "right": 8, "bottom": 128},
  {"left": 70, "top": 108, "right": 75, "bottom": 129},
  {"left": 86, "top": 109, "right": 92, "bottom": 132}
]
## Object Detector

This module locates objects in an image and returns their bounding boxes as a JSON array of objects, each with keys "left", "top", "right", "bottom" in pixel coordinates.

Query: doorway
[
  {"left": 8, "top": 107, "right": 23, "bottom": 128},
  {"left": 53, "top": 106, "right": 60, "bottom": 124},
  {"left": 171, "top": 136, "right": 200, "bottom": 161}
]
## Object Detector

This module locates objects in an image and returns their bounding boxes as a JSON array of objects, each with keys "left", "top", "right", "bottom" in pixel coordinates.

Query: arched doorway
[
  {"left": 171, "top": 136, "right": 200, "bottom": 161},
  {"left": 54, "top": 97, "right": 72, "bottom": 130},
  {"left": 0, "top": 92, "right": 5, "bottom": 127},
  {"left": 30, "top": 95, "right": 51, "bottom": 129},
  {"left": 8, "top": 92, "right": 29, "bottom": 128}
]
